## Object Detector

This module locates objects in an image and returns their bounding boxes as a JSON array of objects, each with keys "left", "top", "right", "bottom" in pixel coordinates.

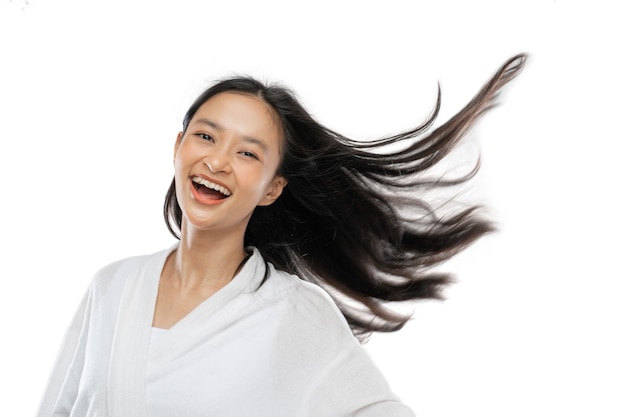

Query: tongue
[{"left": 198, "top": 185, "right": 226, "bottom": 200}]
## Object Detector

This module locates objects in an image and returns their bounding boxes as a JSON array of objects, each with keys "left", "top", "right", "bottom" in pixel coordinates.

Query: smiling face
[{"left": 173, "top": 92, "right": 287, "bottom": 238}]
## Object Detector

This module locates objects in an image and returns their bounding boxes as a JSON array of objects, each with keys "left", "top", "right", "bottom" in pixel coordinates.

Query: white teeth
[{"left": 192, "top": 176, "right": 232, "bottom": 196}]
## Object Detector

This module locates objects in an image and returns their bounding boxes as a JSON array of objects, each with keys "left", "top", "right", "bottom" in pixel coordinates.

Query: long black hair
[{"left": 164, "top": 54, "right": 526, "bottom": 340}]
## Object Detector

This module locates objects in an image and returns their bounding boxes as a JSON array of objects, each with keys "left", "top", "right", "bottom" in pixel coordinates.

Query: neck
[{"left": 168, "top": 223, "right": 249, "bottom": 289}]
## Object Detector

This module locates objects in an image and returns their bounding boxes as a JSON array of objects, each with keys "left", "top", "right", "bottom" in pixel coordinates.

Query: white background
[{"left": 1, "top": 0, "right": 624, "bottom": 415}]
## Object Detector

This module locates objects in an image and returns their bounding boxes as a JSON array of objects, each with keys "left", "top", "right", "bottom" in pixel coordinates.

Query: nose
[{"left": 203, "top": 151, "right": 231, "bottom": 174}]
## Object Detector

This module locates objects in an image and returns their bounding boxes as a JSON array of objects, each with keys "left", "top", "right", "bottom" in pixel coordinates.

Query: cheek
[
  {"left": 239, "top": 164, "right": 268, "bottom": 187},
  {"left": 261, "top": 157, "right": 284, "bottom": 184},
  {"left": 173, "top": 157, "right": 185, "bottom": 182},
  {"left": 235, "top": 164, "right": 273, "bottom": 197},
  {"left": 173, "top": 150, "right": 194, "bottom": 190},
  {"left": 174, "top": 141, "right": 197, "bottom": 171}
]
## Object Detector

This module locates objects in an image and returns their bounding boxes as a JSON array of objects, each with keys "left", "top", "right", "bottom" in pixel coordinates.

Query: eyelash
[
  {"left": 197, "top": 133, "right": 214, "bottom": 142},
  {"left": 239, "top": 151, "right": 259, "bottom": 160},
  {"left": 195, "top": 133, "right": 259, "bottom": 160}
]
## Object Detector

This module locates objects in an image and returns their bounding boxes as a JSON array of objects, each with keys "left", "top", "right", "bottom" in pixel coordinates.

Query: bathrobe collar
[{"left": 106, "top": 244, "right": 266, "bottom": 416}]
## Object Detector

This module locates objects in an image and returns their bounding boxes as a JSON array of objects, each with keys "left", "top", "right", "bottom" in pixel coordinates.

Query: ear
[{"left": 258, "top": 176, "right": 287, "bottom": 207}]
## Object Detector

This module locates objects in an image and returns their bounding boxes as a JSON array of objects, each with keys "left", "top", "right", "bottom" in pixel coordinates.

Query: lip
[
  {"left": 193, "top": 173, "right": 231, "bottom": 191},
  {"left": 189, "top": 174, "right": 232, "bottom": 205}
]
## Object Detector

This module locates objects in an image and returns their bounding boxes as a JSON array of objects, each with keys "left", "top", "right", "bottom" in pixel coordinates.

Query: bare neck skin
[
  {"left": 173, "top": 224, "right": 248, "bottom": 287},
  {"left": 152, "top": 221, "right": 249, "bottom": 329}
]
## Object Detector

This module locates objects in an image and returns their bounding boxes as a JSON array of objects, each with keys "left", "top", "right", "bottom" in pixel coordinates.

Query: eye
[
  {"left": 239, "top": 150, "right": 259, "bottom": 160},
  {"left": 196, "top": 133, "right": 214, "bottom": 142}
]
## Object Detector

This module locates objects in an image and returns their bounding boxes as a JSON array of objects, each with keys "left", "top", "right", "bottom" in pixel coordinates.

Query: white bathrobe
[{"left": 36, "top": 246, "right": 415, "bottom": 417}]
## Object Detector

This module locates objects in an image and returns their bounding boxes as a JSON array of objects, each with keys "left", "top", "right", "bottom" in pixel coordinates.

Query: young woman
[{"left": 36, "top": 54, "right": 526, "bottom": 416}]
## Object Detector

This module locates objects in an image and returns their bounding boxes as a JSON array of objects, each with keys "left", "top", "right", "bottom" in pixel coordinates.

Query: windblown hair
[{"left": 164, "top": 54, "right": 526, "bottom": 340}]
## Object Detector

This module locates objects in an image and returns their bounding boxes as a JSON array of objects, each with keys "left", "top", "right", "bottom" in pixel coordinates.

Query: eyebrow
[{"left": 195, "top": 118, "right": 269, "bottom": 152}]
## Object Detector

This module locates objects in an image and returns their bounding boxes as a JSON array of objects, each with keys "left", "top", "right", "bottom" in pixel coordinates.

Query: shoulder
[
  {"left": 88, "top": 246, "right": 173, "bottom": 293},
  {"left": 268, "top": 265, "right": 342, "bottom": 314},
  {"left": 264, "top": 263, "right": 356, "bottom": 342}
]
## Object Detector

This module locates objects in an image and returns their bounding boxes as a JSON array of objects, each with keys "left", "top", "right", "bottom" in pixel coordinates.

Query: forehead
[{"left": 191, "top": 92, "right": 282, "bottom": 143}]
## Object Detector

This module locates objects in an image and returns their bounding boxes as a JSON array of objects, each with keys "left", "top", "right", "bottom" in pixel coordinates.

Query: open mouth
[{"left": 191, "top": 176, "right": 232, "bottom": 200}]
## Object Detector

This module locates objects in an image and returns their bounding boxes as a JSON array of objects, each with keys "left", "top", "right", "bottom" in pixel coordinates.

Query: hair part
[{"left": 164, "top": 54, "right": 527, "bottom": 341}]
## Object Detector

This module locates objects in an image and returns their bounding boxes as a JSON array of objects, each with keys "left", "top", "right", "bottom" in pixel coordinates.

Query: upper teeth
[{"left": 192, "top": 176, "right": 232, "bottom": 196}]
